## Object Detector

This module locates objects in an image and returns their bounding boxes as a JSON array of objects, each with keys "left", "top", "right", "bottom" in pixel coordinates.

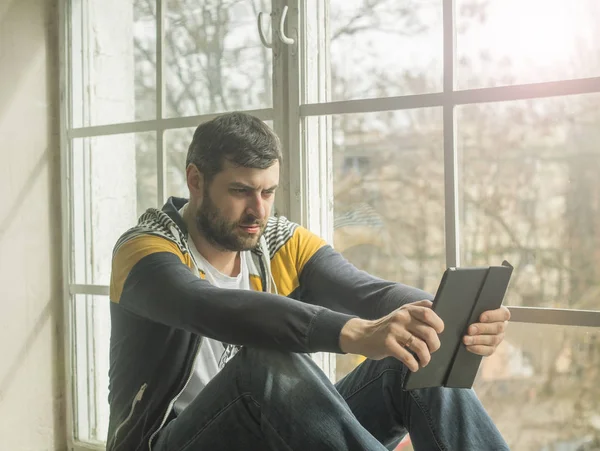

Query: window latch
[{"left": 257, "top": 6, "right": 295, "bottom": 48}]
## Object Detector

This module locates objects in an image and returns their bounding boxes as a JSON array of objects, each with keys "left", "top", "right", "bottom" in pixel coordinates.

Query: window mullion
[
  {"left": 443, "top": 0, "right": 459, "bottom": 267},
  {"left": 156, "top": 0, "right": 166, "bottom": 207},
  {"left": 272, "top": 0, "right": 292, "bottom": 219},
  {"left": 298, "top": 0, "right": 333, "bottom": 242},
  {"left": 295, "top": 0, "right": 337, "bottom": 380}
]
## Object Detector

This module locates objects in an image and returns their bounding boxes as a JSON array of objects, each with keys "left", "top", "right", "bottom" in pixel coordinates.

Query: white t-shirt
[{"left": 173, "top": 208, "right": 252, "bottom": 414}]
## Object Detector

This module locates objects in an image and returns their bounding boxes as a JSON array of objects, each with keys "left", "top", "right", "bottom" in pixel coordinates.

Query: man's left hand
[{"left": 463, "top": 306, "right": 510, "bottom": 356}]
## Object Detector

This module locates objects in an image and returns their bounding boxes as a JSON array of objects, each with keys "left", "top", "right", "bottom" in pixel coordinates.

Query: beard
[{"left": 194, "top": 190, "right": 266, "bottom": 252}]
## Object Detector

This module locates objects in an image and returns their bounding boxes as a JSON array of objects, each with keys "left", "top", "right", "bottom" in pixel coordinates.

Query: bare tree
[{"left": 133, "top": 0, "right": 272, "bottom": 213}]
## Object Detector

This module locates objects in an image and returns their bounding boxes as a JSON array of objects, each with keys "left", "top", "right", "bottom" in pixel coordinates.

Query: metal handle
[
  {"left": 257, "top": 11, "right": 272, "bottom": 48},
  {"left": 278, "top": 6, "right": 295, "bottom": 45}
]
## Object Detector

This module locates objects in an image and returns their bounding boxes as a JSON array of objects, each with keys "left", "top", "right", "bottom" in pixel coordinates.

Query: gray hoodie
[{"left": 106, "top": 197, "right": 432, "bottom": 451}]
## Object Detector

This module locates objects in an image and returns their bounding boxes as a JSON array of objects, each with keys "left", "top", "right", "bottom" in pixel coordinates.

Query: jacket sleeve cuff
[{"left": 307, "top": 309, "right": 357, "bottom": 354}]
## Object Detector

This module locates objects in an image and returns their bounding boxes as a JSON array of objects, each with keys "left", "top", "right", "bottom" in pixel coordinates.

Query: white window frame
[{"left": 59, "top": 0, "right": 600, "bottom": 449}]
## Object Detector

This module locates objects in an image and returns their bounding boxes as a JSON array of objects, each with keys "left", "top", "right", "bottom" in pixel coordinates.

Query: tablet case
[{"left": 403, "top": 261, "right": 513, "bottom": 390}]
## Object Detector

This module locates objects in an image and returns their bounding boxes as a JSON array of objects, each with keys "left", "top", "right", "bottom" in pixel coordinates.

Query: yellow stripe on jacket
[
  {"left": 270, "top": 226, "right": 327, "bottom": 297},
  {"left": 110, "top": 235, "right": 195, "bottom": 303}
]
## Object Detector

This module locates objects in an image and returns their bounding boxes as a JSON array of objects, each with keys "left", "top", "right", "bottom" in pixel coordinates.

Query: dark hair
[{"left": 186, "top": 112, "right": 282, "bottom": 181}]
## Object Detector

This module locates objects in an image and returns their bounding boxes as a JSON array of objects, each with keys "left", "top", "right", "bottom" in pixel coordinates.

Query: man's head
[{"left": 185, "top": 112, "right": 282, "bottom": 252}]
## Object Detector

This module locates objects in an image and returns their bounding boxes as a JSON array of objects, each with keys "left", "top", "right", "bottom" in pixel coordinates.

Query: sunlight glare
[{"left": 483, "top": 0, "right": 584, "bottom": 69}]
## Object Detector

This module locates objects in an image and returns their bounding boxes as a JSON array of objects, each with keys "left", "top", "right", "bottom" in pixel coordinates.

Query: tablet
[{"left": 403, "top": 261, "right": 513, "bottom": 390}]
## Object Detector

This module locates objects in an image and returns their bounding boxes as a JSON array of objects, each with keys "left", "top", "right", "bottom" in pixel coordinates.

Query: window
[
  {"left": 60, "top": 0, "right": 600, "bottom": 449},
  {"left": 62, "top": 1, "right": 274, "bottom": 448},
  {"left": 297, "top": 1, "right": 600, "bottom": 449}
]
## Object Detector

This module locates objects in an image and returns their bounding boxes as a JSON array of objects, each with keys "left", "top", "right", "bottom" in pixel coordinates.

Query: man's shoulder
[
  {"left": 263, "top": 215, "right": 300, "bottom": 257},
  {"left": 263, "top": 215, "right": 328, "bottom": 263},
  {"left": 110, "top": 232, "right": 191, "bottom": 304},
  {"left": 114, "top": 233, "right": 184, "bottom": 258},
  {"left": 114, "top": 208, "right": 188, "bottom": 257},
  {"left": 265, "top": 215, "right": 299, "bottom": 234}
]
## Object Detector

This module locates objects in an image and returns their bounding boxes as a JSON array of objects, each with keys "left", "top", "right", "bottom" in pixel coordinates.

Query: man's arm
[
  {"left": 297, "top": 240, "right": 510, "bottom": 362},
  {"left": 111, "top": 235, "right": 356, "bottom": 354},
  {"left": 299, "top": 244, "right": 433, "bottom": 320}
]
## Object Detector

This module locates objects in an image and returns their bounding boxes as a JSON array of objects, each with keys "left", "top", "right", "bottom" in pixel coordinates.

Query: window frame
[{"left": 59, "top": 0, "right": 600, "bottom": 449}]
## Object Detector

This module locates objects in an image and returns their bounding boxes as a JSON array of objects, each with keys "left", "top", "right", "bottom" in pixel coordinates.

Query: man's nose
[{"left": 246, "top": 194, "right": 266, "bottom": 219}]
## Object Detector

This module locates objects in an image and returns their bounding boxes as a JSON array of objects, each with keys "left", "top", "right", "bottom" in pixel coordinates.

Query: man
[{"left": 108, "top": 112, "right": 510, "bottom": 451}]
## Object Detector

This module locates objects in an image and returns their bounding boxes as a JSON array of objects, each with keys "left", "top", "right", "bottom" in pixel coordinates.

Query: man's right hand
[{"left": 339, "top": 300, "right": 444, "bottom": 372}]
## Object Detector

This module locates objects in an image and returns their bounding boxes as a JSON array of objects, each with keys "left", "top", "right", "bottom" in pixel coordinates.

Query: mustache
[{"left": 238, "top": 216, "right": 266, "bottom": 227}]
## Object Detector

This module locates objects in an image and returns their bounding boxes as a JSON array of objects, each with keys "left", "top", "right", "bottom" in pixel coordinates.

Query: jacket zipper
[
  {"left": 148, "top": 339, "right": 201, "bottom": 450},
  {"left": 111, "top": 382, "right": 147, "bottom": 449}
]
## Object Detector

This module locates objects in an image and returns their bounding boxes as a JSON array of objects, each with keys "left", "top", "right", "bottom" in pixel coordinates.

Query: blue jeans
[{"left": 152, "top": 347, "right": 509, "bottom": 450}]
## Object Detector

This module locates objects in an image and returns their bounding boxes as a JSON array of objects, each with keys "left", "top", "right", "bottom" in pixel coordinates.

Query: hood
[{"left": 113, "top": 196, "right": 276, "bottom": 294}]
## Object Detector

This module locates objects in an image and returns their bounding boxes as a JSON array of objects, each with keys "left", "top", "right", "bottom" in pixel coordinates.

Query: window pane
[
  {"left": 331, "top": 109, "right": 445, "bottom": 381},
  {"left": 72, "top": 132, "right": 157, "bottom": 285},
  {"left": 165, "top": 127, "right": 195, "bottom": 198},
  {"left": 475, "top": 322, "right": 600, "bottom": 450},
  {"left": 458, "top": 94, "right": 600, "bottom": 309},
  {"left": 456, "top": 0, "right": 600, "bottom": 89},
  {"left": 164, "top": 0, "right": 272, "bottom": 117},
  {"left": 70, "top": 0, "right": 156, "bottom": 127},
  {"left": 325, "top": 0, "right": 442, "bottom": 101},
  {"left": 73, "top": 295, "right": 111, "bottom": 444}
]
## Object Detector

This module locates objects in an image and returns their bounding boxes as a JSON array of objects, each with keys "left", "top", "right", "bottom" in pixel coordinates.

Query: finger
[
  {"left": 480, "top": 306, "right": 511, "bottom": 323},
  {"left": 409, "top": 299, "right": 433, "bottom": 309},
  {"left": 463, "top": 333, "right": 504, "bottom": 347},
  {"left": 386, "top": 338, "right": 420, "bottom": 372},
  {"left": 407, "top": 305, "right": 444, "bottom": 334},
  {"left": 465, "top": 345, "right": 495, "bottom": 356},
  {"left": 467, "top": 321, "right": 507, "bottom": 336},
  {"left": 404, "top": 336, "right": 432, "bottom": 367},
  {"left": 407, "top": 320, "right": 442, "bottom": 353}
]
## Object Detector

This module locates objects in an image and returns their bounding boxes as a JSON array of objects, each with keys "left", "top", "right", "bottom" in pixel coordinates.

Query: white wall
[{"left": 0, "top": 0, "right": 66, "bottom": 450}]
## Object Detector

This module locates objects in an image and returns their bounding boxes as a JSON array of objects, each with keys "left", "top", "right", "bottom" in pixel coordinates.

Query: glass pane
[
  {"left": 458, "top": 94, "right": 600, "bottom": 309},
  {"left": 70, "top": 0, "right": 156, "bottom": 127},
  {"left": 331, "top": 109, "right": 445, "bottom": 382},
  {"left": 166, "top": 127, "right": 195, "bottom": 198},
  {"left": 475, "top": 322, "right": 600, "bottom": 450},
  {"left": 72, "top": 132, "right": 157, "bottom": 285},
  {"left": 456, "top": 0, "right": 600, "bottom": 89},
  {"left": 73, "top": 295, "right": 111, "bottom": 444},
  {"left": 325, "top": 0, "right": 442, "bottom": 101},
  {"left": 165, "top": 120, "right": 274, "bottom": 200},
  {"left": 164, "top": 0, "right": 272, "bottom": 117}
]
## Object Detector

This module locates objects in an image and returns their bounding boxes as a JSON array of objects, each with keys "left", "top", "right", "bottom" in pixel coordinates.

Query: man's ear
[{"left": 186, "top": 164, "right": 204, "bottom": 197}]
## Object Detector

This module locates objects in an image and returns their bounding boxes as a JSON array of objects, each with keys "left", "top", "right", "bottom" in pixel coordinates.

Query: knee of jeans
[
  {"left": 238, "top": 348, "right": 332, "bottom": 402},
  {"left": 363, "top": 356, "right": 410, "bottom": 383},
  {"left": 234, "top": 347, "right": 325, "bottom": 391}
]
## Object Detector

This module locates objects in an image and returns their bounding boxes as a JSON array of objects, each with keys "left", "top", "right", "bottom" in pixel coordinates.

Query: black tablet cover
[{"left": 403, "top": 261, "right": 513, "bottom": 390}]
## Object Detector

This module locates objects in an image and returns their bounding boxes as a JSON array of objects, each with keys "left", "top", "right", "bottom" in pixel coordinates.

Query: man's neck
[{"left": 183, "top": 206, "right": 240, "bottom": 277}]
